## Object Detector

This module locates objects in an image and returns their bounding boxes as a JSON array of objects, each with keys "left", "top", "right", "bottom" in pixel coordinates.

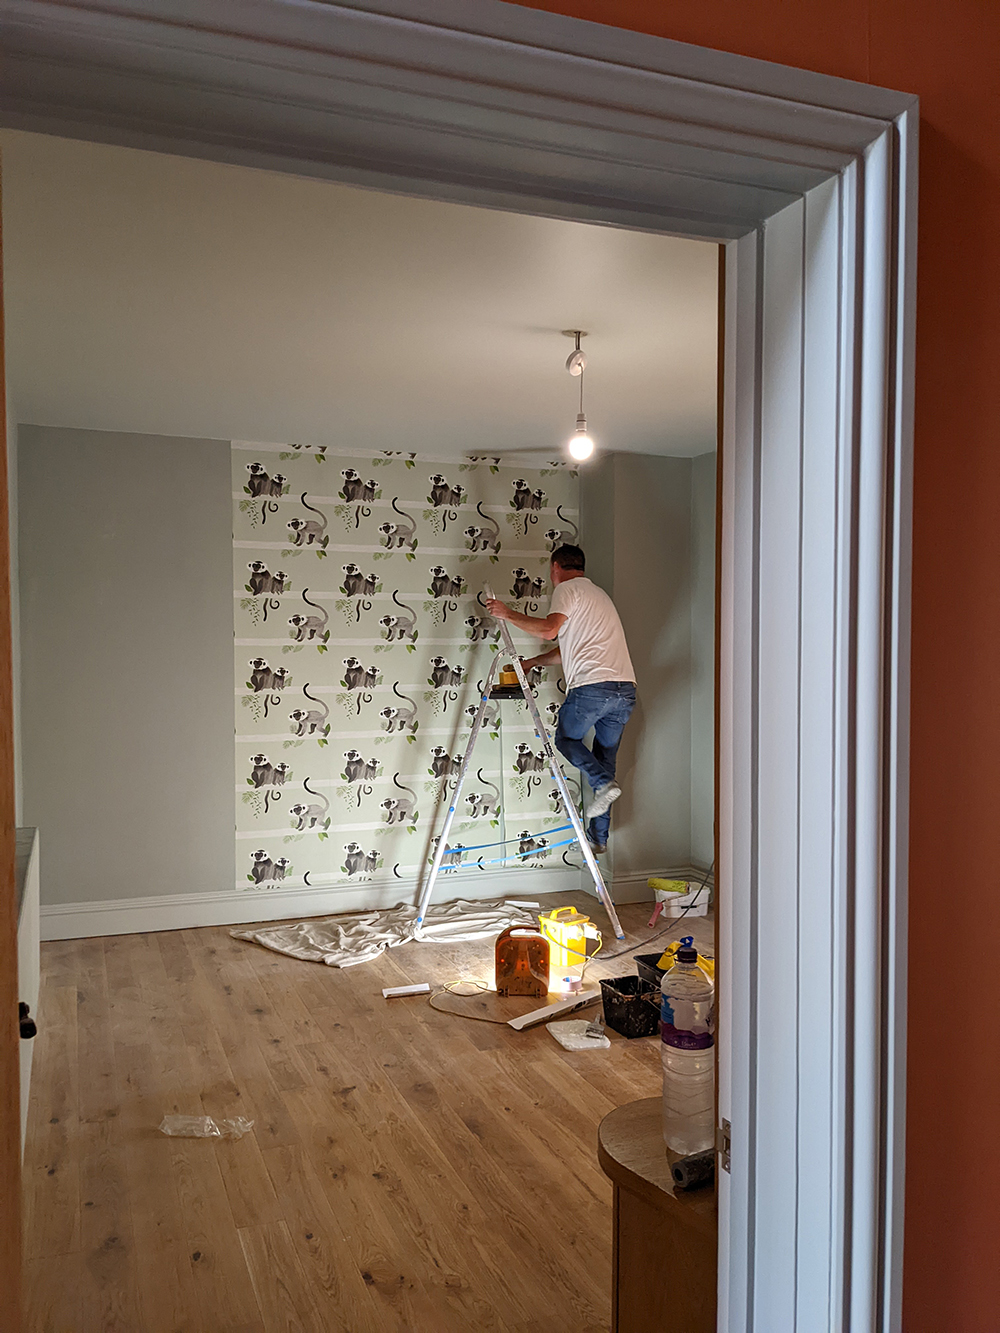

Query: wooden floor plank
[
  {"left": 22, "top": 893, "right": 708, "bottom": 1333},
  {"left": 239, "top": 1219, "right": 358, "bottom": 1332}
]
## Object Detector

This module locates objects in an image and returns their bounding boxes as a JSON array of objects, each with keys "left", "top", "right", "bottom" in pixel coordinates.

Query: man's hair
[{"left": 550, "top": 544, "right": 586, "bottom": 572}]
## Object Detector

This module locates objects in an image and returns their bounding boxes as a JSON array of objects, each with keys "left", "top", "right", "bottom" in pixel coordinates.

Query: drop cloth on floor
[{"left": 231, "top": 897, "right": 535, "bottom": 967}]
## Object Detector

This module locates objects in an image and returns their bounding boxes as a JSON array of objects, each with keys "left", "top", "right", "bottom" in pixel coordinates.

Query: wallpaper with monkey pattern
[{"left": 233, "top": 442, "right": 584, "bottom": 893}]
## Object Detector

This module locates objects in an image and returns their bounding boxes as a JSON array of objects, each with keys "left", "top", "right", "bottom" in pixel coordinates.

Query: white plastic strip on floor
[{"left": 231, "top": 897, "right": 536, "bottom": 968}]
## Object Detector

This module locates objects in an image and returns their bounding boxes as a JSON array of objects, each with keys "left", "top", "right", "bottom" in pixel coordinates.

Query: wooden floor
[{"left": 22, "top": 893, "right": 713, "bottom": 1333}]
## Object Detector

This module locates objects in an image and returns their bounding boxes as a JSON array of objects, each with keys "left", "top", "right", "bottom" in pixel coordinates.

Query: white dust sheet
[{"left": 231, "top": 897, "right": 536, "bottom": 968}]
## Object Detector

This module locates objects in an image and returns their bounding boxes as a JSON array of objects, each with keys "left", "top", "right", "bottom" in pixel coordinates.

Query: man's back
[{"left": 549, "top": 576, "right": 635, "bottom": 690}]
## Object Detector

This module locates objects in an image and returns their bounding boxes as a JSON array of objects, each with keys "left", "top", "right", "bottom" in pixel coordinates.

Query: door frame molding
[{"left": 0, "top": 3, "right": 917, "bottom": 1327}]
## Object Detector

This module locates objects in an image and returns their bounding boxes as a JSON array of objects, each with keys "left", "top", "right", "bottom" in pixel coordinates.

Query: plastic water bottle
[{"left": 660, "top": 936, "right": 715, "bottom": 1155}]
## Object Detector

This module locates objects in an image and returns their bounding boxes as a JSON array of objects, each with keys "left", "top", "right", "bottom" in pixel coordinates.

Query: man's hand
[{"left": 486, "top": 598, "right": 512, "bottom": 621}]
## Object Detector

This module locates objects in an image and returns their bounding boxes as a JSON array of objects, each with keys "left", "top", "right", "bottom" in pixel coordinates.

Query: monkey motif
[
  {"left": 448, "top": 574, "right": 465, "bottom": 598},
  {"left": 524, "top": 664, "right": 543, "bottom": 689},
  {"left": 247, "top": 560, "right": 272, "bottom": 595},
  {"left": 271, "top": 857, "right": 291, "bottom": 881},
  {"left": 380, "top": 774, "right": 418, "bottom": 825},
  {"left": 428, "top": 566, "right": 451, "bottom": 598},
  {"left": 363, "top": 849, "right": 380, "bottom": 875},
  {"left": 288, "top": 590, "right": 329, "bottom": 642},
  {"left": 428, "top": 656, "right": 452, "bottom": 688},
  {"left": 378, "top": 499, "right": 418, "bottom": 551},
  {"left": 517, "top": 832, "right": 550, "bottom": 860},
  {"left": 465, "top": 772, "right": 500, "bottom": 819},
  {"left": 510, "top": 479, "right": 533, "bottom": 511},
  {"left": 529, "top": 577, "right": 546, "bottom": 601},
  {"left": 270, "top": 666, "right": 291, "bottom": 691},
  {"left": 544, "top": 506, "right": 579, "bottom": 550},
  {"left": 287, "top": 495, "right": 329, "bottom": 548},
  {"left": 514, "top": 743, "right": 547, "bottom": 774},
  {"left": 465, "top": 615, "right": 491, "bottom": 642},
  {"left": 448, "top": 665, "right": 464, "bottom": 689},
  {"left": 429, "top": 746, "right": 463, "bottom": 779},
  {"left": 362, "top": 572, "right": 379, "bottom": 597},
  {"left": 250, "top": 849, "right": 275, "bottom": 883},
  {"left": 342, "top": 751, "right": 379, "bottom": 784},
  {"left": 248, "top": 658, "right": 274, "bottom": 692},
  {"left": 249, "top": 754, "right": 273, "bottom": 788},
  {"left": 266, "top": 473, "right": 287, "bottom": 498},
  {"left": 510, "top": 568, "right": 532, "bottom": 600},
  {"left": 341, "top": 659, "right": 379, "bottom": 699},
  {"left": 428, "top": 474, "right": 452, "bottom": 507},
  {"left": 269, "top": 571, "right": 289, "bottom": 595},
  {"left": 343, "top": 842, "right": 366, "bottom": 875},
  {"left": 245, "top": 463, "right": 270, "bottom": 497},
  {"left": 466, "top": 700, "right": 499, "bottom": 730},
  {"left": 545, "top": 701, "right": 560, "bottom": 727},
  {"left": 340, "top": 469, "right": 365, "bottom": 503},
  {"left": 463, "top": 502, "right": 501, "bottom": 553},
  {"left": 288, "top": 684, "right": 330, "bottom": 737},
  {"left": 342, "top": 657, "right": 365, "bottom": 689},
  {"left": 381, "top": 684, "right": 419, "bottom": 733},
  {"left": 288, "top": 778, "right": 330, "bottom": 831},
  {"left": 377, "top": 592, "right": 417, "bottom": 644},
  {"left": 271, "top": 763, "right": 290, "bottom": 786},
  {"left": 341, "top": 563, "right": 365, "bottom": 596},
  {"left": 361, "top": 479, "right": 378, "bottom": 504},
  {"left": 448, "top": 483, "right": 466, "bottom": 508},
  {"left": 439, "top": 842, "right": 466, "bottom": 873},
  {"left": 529, "top": 488, "right": 546, "bottom": 511}
]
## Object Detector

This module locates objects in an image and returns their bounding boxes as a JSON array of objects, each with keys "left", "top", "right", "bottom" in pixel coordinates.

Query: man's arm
[
  {"left": 485, "top": 599, "right": 566, "bottom": 641},
  {"left": 522, "top": 646, "right": 561, "bottom": 670}
]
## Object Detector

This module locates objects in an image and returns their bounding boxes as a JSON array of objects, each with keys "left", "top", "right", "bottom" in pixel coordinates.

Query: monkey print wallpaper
[{"left": 233, "top": 442, "right": 584, "bottom": 895}]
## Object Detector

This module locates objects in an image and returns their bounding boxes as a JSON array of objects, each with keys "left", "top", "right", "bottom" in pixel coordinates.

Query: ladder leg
[
  {"left": 500, "top": 628, "right": 626, "bottom": 940},
  {"left": 415, "top": 651, "right": 502, "bottom": 929}
]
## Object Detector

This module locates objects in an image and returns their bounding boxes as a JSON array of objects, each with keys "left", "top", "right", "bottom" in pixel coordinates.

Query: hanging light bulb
[
  {"left": 568, "top": 412, "right": 594, "bottom": 460},
  {"left": 562, "top": 330, "right": 596, "bottom": 461}
]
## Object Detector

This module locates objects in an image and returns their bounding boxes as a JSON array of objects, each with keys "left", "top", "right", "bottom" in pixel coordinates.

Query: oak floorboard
[{"left": 23, "top": 892, "right": 702, "bottom": 1332}]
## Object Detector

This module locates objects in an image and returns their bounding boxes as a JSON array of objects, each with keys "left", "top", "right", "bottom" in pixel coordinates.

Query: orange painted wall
[{"left": 516, "top": 1, "right": 1000, "bottom": 1328}]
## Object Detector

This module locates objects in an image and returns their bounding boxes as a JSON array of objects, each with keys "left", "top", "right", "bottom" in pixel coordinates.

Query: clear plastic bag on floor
[
  {"left": 546, "top": 1019, "right": 610, "bottom": 1050},
  {"left": 158, "top": 1115, "right": 254, "bottom": 1139}
]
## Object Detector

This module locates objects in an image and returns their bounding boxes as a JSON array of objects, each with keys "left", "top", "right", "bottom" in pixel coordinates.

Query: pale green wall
[
  {"left": 580, "top": 450, "right": 715, "bottom": 882},
  {"left": 18, "top": 425, "right": 233, "bottom": 905}
]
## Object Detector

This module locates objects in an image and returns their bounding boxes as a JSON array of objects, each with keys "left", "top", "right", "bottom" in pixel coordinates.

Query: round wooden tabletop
[{"left": 597, "top": 1096, "right": 717, "bottom": 1237}]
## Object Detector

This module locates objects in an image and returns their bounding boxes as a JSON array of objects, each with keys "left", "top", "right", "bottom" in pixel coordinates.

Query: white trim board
[
  {"left": 1, "top": 5, "right": 916, "bottom": 1329},
  {"left": 39, "top": 867, "right": 584, "bottom": 940},
  {"left": 610, "top": 865, "right": 715, "bottom": 905}
]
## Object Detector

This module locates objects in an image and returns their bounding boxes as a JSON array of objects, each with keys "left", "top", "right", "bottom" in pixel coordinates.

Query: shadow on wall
[{"left": 581, "top": 450, "right": 715, "bottom": 878}]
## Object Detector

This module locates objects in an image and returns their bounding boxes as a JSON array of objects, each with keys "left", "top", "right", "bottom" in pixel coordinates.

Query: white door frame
[{"left": 0, "top": 3, "right": 917, "bottom": 1327}]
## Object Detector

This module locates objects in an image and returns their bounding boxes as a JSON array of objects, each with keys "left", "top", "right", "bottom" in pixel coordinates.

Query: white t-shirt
[{"left": 549, "top": 576, "right": 635, "bottom": 690}]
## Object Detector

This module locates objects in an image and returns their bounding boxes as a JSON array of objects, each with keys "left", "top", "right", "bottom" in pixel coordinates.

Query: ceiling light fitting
[{"left": 563, "top": 330, "right": 594, "bottom": 461}]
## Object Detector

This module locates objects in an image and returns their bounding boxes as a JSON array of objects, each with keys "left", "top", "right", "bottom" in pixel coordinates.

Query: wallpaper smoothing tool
[{"left": 414, "top": 586, "right": 625, "bottom": 940}]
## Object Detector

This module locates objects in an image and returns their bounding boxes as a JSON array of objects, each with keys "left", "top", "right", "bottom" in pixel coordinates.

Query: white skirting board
[
  {"left": 39, "top": 862, "right": 713, "bottom": 940},
  {"left": 609, "top": 865, "right": 715, "bottom": 905},
  {"left": 39, "top": 866, "right": 588, "bottom": 940}
]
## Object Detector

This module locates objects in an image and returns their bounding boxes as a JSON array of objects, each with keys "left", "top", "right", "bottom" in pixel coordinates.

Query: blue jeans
[{"left": 554, "top": 681, "right": 636, "bottom": 844}]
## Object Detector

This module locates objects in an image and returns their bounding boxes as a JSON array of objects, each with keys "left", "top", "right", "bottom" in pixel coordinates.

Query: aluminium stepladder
[{"left": 415, "top": 595, "right": 625, "bottom": 940}]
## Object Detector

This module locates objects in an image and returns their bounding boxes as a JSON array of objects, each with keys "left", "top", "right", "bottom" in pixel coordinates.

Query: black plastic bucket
[
  {"left": 599, "top": 975, "right": 661, "bottom": 1039},
  {"left": 634, "top": 951, "right": 672, "bottom": 993}
]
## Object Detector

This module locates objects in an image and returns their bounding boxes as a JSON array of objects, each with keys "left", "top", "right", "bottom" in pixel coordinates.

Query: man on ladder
[{"left": 486, "top": 544, "right": 637, "bottom": 856}]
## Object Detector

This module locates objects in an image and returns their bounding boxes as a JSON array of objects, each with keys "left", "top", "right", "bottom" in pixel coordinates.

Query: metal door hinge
[{"left": 718, "top": 1118, "right": 731, "bottom": 1173}]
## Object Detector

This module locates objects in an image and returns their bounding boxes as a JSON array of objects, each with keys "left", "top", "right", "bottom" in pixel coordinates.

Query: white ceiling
[{"left": 0, "top": 130, "right": 718, "bottom": 460}]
